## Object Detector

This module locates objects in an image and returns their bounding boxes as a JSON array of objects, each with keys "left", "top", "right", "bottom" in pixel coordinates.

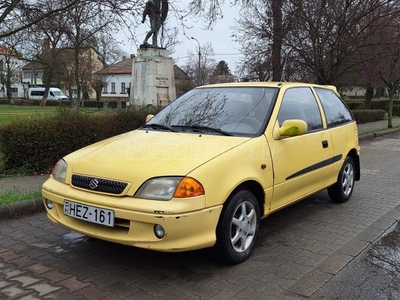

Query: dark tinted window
[
  {"left": 31, "top": 90, "right": 44, "bottom": 96},
  {"left": 278, "top": 87, "right": 323, "bottom": 131},
  {"left": 315, "top": 88, "right": 353, "bottom": 127}
]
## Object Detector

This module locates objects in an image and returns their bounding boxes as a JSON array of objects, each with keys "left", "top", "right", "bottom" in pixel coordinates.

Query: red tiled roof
[
  {"left": 97, "top": 57, "right": 133, "bottom": 75},
  {"left": 0, "top": 45, "right": 19, "bottom": 57}
]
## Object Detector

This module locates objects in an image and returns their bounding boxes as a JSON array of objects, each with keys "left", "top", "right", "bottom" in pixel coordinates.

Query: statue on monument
[{"left": 141, "top": 0, "right": 169, "bottom": 48}]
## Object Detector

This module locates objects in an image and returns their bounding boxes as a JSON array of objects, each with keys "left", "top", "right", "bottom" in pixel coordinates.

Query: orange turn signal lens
[{"left": 173, "top": 177, "right": 205, "bottom": 198}]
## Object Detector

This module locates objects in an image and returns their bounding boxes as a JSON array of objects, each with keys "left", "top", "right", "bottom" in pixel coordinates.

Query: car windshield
[
  {"left": 145, "top": 87, "right": 278, "bottom": 137},
  {"left": 52, "top": 91, "right": 63, "bottom": 96}
]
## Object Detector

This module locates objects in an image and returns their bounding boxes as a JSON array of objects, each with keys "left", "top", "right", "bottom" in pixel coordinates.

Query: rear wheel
[
  {"left": 328, "top": 156, "right": 355, "bottom": 203},
  {"left": 216, "top": 190, "right": 260, "bottom": 264}
]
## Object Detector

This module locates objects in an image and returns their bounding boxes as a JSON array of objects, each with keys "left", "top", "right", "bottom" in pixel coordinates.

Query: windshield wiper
[
  {"left": 172, "top": 125, "right": 233, "bottom": 136},
  {"left": 142, "top": 123, "right": 177, "bottom": 132}
]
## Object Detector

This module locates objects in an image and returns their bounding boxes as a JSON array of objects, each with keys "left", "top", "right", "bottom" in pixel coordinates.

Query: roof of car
[{"left": 198, "top": 82, "right": 339, "bottom": 95}]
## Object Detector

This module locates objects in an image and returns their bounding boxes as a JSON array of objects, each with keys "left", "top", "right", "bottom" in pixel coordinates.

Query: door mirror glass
[{"left": 275, "top": 119, "right": 308, "bottom": 139}]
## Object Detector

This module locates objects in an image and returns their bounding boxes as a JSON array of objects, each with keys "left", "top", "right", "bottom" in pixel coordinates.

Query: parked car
[
  {"left": 42, "top": 82, "right": 360, "bottom": 264},
  {"left": 28, "top": 87, "right": 68, "bottom": 100}
]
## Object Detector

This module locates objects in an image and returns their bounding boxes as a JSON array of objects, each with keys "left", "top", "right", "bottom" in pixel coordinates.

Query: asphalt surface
[{"left": 0, "top": 119, "right": 400, "bottom": 299}]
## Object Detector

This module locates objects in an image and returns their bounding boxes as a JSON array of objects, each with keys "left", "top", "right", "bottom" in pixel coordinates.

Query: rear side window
[
  {"left": 31, "top": 90, "right": 44, "bottom": 96},
  {"left": 315, "top": 88, "right": 353, "bottom": 128}
]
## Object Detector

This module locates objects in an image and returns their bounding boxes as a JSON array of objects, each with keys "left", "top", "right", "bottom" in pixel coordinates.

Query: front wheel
[
  {"left": 328, "top": 156, "right": 355, "bottom": 203},
  {"left": 216, "top": 190, "right": 260, "bottom": 264}
]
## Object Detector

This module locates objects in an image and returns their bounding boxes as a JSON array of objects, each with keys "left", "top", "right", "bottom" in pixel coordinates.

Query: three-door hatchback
[{"left": 42, "top": 82, "right": 360, "bottom": 264}]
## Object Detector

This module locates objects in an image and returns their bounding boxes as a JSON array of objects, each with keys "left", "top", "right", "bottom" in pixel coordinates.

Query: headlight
[
  {"left": 135, "top": 177, "right": 205, "bottom": 200},
  {"left": 51, "top": 159, "right": 68, "bottom": 183}
]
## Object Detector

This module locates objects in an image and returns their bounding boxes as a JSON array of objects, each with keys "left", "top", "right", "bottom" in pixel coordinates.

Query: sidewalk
[
  {"left": 0, "top": 118, "right": 400, "bottom": 220},
  {"left": 357, "top": 117, "right": 400, "bottom": 137}
]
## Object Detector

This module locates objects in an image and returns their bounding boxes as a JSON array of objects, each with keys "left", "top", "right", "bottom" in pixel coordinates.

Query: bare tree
[
  {"left": 95, "top": 34, "right": 128, "bottom": 66},
  {"left": 0, "top": 0, "right": 80, "bottom": 39},
  {"left": 194, "top": 0, "right": 399, "bottom": 86},
  {"left": 91, "top": 77, "right": 106, "bottom": 105},
  {"left": 374, "top": 20, "right": 400, "bottom": 128},
  {"left": 22, "top": 0, "right": 73, "bottom": 107},
  {"left": 63, "top": 0, "right": 122, "bottom": 109},
  {"left": 183, "top": 42, "right": 216, "bottom": 85},
  {"left": 287, "top": 0, "right": 399, "bottom": 84},
  {"left": 0, "top": 31, "right": 25, "bottom": 101}
]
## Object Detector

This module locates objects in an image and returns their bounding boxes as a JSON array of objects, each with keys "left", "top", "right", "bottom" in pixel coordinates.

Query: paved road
[{"left": 0, "top": 132, "right": 400, "bottom": 299}]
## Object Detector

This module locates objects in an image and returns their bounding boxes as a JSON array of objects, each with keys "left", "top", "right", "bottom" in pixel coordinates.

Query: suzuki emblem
[{"left": 89, "top": 178, "right": 99, "bottom": 189}]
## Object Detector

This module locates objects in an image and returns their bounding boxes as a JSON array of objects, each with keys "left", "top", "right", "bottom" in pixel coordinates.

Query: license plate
[{"left": 63, "top": 200, "right": 115, "bottom": 227}]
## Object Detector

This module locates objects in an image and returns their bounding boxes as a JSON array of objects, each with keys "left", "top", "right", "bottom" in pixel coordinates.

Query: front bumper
[{"left": 42, "top": 178, "right": 222, "bottom": 252}]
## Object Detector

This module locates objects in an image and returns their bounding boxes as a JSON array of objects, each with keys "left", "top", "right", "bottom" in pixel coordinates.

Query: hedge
[
  {"left": 352, "top": 109, "right": 386, "bottom": 124},
  {"left": 0, "top": 99, "right": 127, "bottom": 108},
  {"left": 345, "top": 99, "right": 400, "bottom": 112},
  {"left": 0, "top": 109, "right": 150, "bottom": 174}
]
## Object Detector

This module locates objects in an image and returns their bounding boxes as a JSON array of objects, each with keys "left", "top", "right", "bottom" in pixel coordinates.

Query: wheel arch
[
  {"left": 224, "top": 180, "right": 265, "bottom": 216},
  {"left": 347, "top": 148, "right": 360, "bottom": 181}
]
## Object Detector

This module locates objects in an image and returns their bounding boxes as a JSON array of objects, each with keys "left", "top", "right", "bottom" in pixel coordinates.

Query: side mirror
[
  {"left": 145, "top": 114, "right": 154, "bottom": 123},
  {"left": 274, "top": 119, "right": 308, "bottom": 139}
]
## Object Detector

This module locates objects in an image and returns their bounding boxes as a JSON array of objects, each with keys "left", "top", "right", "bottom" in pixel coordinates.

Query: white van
[{"left": 28, "top": 87, "right": 68, "bottom": 100}]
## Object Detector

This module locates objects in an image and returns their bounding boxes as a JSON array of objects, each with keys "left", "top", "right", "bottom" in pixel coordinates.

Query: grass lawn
[
  {"left": 0, "top": 189, "right": 41, "bottom": 205},
  {"left": 0, "top": 104, "right": 58, "bottom": 126},
  {"left": 0, "top": 104, "right": 105, "bottom": 127}
]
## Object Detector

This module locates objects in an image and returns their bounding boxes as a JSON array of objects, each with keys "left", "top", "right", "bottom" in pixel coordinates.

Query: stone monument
[{"left": 130, "top": 0, "right": 176, "bottom": 107}]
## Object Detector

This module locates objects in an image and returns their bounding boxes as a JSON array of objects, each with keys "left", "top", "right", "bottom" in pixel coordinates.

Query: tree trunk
[
  {"left": 388, "top": 89, "right": 394, "bottom": 128},
  {"left": 272, "top": 0, "right": 283, "bottom": 81},
  {"left": 364, "top": 86, "right": 373, "bottom": 110}
]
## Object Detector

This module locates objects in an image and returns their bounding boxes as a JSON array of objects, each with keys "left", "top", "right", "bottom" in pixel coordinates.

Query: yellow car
[{"left": 42, "top": 82, "right": 360, "bottom": 264}]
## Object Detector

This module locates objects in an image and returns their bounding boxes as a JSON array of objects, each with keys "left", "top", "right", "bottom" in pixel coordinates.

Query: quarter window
[
  {"left": 315, "top": 88, "right": 353, "bottom": 128},
  {"left": 278, "top": 87, "right": 323, "bottom": 131}
]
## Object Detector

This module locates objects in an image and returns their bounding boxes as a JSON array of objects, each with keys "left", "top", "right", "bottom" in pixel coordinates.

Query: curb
[
  {"left": 286, "top": 204, "right": 400, "bottom": 298},
  {"left": 359, "top": 126, "right": 400, "bottom": 140},
  {"left": 0, "top": 198, "right": 44, "bottom": 221}
]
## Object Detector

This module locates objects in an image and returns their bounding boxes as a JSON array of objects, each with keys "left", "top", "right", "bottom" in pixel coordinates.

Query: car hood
[{"left": 67, "top": 129, "right": 251, "bottom": 183}]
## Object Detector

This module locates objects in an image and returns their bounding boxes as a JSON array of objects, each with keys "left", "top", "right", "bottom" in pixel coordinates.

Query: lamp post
[{"left": 191, "top": 37, "right": 201, "bottom": 85}]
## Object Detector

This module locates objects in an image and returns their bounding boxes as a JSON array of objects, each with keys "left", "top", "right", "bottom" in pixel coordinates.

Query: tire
[
  {"left": 328, "top": 156, "right": 355, "bottom": 203},
  {"left": 216, "top": 190, "right": 260, "bottom": 264}
]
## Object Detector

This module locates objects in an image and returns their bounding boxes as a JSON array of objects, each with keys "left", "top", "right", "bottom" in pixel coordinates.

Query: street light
[{"left": 191, "top": 37, "right": 201, "bottom": 85}]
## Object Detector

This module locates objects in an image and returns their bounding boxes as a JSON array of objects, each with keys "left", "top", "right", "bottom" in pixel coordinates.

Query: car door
[
  {"left": 268, "top": 87, "right": 334, "bottom": 212},
  {"left": 314, "top": 87, "right": 359, "bottom": 184}
]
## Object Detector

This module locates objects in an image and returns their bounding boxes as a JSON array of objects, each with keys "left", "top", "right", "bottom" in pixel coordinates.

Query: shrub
[
  {"left": 392, "top": 105, "right": 400, "bottom": 116},
  {"left": 345, "top": 99, "right": 400, "bottom": 111},
  {"left": 344, "top": 101, "right": 364, "bottom": 110},
  {"left": 352, "top": 109, "right": 386, "bottom": 124},
  {"left": 0, "top": 108, "right": 151, "bottom": 174}
]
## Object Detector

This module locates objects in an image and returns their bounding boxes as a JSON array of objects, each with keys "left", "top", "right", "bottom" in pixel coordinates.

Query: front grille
[{"left": 72, "top": 174, "right": 128, "bottom": 195}]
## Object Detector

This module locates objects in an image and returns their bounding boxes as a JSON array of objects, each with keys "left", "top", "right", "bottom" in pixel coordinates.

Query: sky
[{"left": 118, "top": 2, "right": 243, "bottom": 75}]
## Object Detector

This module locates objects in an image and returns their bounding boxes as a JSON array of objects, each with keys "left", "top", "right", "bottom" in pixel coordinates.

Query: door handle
[{"left": 322, "top": 140, "right": 329, "bottom": 148}]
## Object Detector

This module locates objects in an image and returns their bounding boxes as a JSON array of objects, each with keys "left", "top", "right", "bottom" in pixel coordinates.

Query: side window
[
  {"left": 31, "top": 91, "right": 44, "bottom": 96},
  {"left": 315, "top": 88, "right": 353, "bottom": 128},
  {"left": 278, "top": 87, "right": 323, "bottom": 131}
]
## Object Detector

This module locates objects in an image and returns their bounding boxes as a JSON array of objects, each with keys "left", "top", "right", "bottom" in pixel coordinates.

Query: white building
[
  {"left": 96, "top": 56, "right": 133, "bottom": 100},
  {"left": 0, "top": 45, "right": 25, "bottom": 98}
]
